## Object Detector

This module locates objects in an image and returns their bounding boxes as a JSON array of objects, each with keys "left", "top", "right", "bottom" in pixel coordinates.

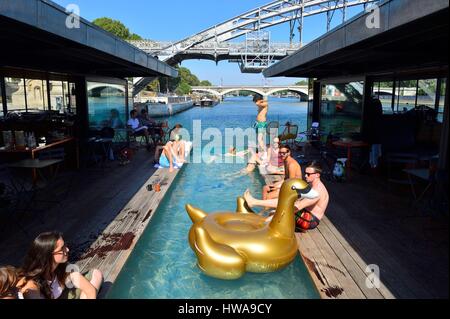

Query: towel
[{"left": 154, "top": 163, "right": 183, "bottom": 169}]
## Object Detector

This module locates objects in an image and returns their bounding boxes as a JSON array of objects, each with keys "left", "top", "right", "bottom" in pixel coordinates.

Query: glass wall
[
  {"left": 320, "top": 81, "right": 363, "bottom": 137},
  {"left": 394, "top": 80, "right": 418, "bottom": 113},
  {"left": 438, "top": 78, "right": 447, "bottom": 123},
  {"left": 87, "top": 81, "right": 127, "bottom": 130},
  {"left": 0, "top": 80, "right": 3, "bottom": 113},
  {"left": 25, "top": 79, "right": 48, "bottom": 111},
  {"left": 373, "top": 78, "right": 442, "bottom": 117},
  {"left": 372, "top": 81, "right": 395, "bottom": 114},
  {"left": 4, "top": 78, "right": 26, "bottom": 111}
]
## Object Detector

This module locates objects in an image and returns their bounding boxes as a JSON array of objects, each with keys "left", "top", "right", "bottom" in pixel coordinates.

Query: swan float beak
[{"left": 295, "top": 185, "right": 319, "bottom": 199}]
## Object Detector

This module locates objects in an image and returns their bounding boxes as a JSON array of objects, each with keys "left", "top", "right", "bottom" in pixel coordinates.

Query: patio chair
[
  {"left": 266, "top": 121, "right": 279, "bottom": 137},
  {"left": 127, "top": 126, "right": 148, "bottom": 148},
  {"left": 279, "top": 122, "right": 298, "bottom": 146}
]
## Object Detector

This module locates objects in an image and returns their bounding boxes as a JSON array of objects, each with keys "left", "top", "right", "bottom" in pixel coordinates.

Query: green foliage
[
  {"left": 93, "top": 17, "right": 142, "bottom": 40},
  {"left": 178, "top": 67, "right": 200, "bottom": 86},
  {"left": 153, "top": 66, "right": 211, "bottom": 94},
  {"left": 295, "top": 79, "right": 308, "bottom": 86},
  {"left": 199, "top": 80, "right": 212, "bottom": 86},
  {"left": 129, "top": 33, "right": 143, "bottom": 40},
  {"left": 176, "top": 82, "right": 192, "bottom": 95},
  {"left": 146, "top": 79, "right": 160, "bottom": 92}
]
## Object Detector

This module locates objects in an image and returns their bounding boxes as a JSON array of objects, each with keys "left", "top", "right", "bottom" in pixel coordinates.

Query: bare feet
[
  {"left": 243, "top": 189, "right": 256, "bottom": 208},
  {"left": 169, "top": 166, "right": 174, "bottom": 173}
]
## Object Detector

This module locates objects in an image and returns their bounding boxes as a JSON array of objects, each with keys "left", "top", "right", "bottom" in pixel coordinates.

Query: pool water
[{"left": 107, "top": 97, "right": 319, "bottom": 299}]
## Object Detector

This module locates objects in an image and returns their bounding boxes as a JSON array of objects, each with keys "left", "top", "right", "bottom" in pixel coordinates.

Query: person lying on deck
[
  {"left": 0, "top": 266, "right": 20, "bottom": 299},
  {"left": 262, "top": 144, "right": 302, "bottom": 200},
  {"left": 17, "top": 231, "right": 103, "bottom": 299},
  {"left": 159, "top": 136, "right": 186, "bottom": 172},
  {"left": 244, "top": 161, "right": 329, "bottom": 232}
]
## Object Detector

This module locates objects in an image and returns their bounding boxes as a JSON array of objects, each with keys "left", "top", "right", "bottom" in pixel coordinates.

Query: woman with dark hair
[
  {"left": 18, "top": 231, "right": 103, "bottom": 299},
  {"left": 0, "top": 266, "right": 20, "bottom": 299}
]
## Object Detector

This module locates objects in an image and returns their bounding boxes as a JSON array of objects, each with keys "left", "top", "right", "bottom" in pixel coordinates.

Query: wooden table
[
  {"left": 0, "top": 137, "right": 77, "bottom": 160},
  {"left": 332, "top": 140, "right": 369, "bottom": 180},
  {"left": 0, "top": 137, "right": 79, "bottom": 181}
]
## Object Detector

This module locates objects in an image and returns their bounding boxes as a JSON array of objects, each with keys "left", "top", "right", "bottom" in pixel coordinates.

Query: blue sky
[{"left": 54, "top": 0, "right": 365, "bottom": 85}]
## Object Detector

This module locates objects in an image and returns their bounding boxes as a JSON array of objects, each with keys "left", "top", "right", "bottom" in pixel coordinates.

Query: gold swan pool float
[{"left": 185, "top": 179, "right": 318, "bottom": 280}]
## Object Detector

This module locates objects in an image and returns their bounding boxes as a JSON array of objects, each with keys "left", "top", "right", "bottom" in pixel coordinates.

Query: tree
[
  {"left": 295, "top": 79, "right": 308, "bottom": 86},
  {"left": 129, "top": 33, "right": 143, "bottom": 40},
  {"left": 146, "top": 79, "right": 160, "bottom": 92},
  {"left": 93, "top": 17, "right": 143, "bottom": 40},
  {"left": 199, "top": 80, "right": 212, "bottom": 86},
  {"left": 176, "top": 82, "right": 192, "bottom": 95}
]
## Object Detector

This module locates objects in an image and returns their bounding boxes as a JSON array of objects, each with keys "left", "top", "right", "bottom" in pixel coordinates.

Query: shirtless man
[
  {"left": 253, "top": 94, "right": 268, "bottom": 152},
  {"left": 262, "top": 145, "right": 302, "bottom": 200},
  {"left": 244, "top": 161, "right": 329, "bottom": 232}
]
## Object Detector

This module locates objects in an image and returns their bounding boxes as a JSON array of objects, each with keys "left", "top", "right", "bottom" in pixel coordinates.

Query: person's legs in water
[
  {"left": 245, "top": 162, "right": 256, "bottom": 173},
  {"left": 262, "top": 185, "right": 280, "bottom": 200},
  {"left": 244, "top": 189, "right": 279, "bottom": 212}
]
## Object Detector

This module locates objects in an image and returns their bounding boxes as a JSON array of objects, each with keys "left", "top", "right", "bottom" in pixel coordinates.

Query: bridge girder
[
  {"left": 132, "top": 0, "right": 375, "bottom": 61},
  {"left": 132, "top": 0, "right": 375, "bottom": 96}
]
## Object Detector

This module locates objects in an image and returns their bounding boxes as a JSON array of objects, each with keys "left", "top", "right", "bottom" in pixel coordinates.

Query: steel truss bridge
[{"left": 131, "top": 0, "right": 375, "bottom": 95}]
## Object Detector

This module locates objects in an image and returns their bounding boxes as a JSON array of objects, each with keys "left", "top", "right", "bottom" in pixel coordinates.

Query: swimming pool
[{"left": 107, "top": 97, "right": 319, "bottom": 299}]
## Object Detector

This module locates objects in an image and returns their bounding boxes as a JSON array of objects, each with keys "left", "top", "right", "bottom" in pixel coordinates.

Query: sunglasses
[
  {"left": 305, "top": 172, "right": 318, "bottom": 177},
  {"left": 279, "top": 151, "right": 289, "bottom": 155}
]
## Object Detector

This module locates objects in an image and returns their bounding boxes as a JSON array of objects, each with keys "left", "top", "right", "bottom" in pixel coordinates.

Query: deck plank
[
  {"left": 296, "top": 232, "right": 349, "bottom": 299},
  {"left": 319, "top": 217, "right": 395, "bottom": 299},
  {"left": 325, "top": 203, "right": 429, "bottom": 299},
  {"left": 75, "top": 168, "right": 180, "bottom": 296},
  {"left": 307, "top": 228, "right": 368, "bottom": 299}
]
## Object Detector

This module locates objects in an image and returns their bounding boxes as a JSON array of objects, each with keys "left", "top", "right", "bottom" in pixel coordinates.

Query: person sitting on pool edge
[
  {"left": 159, "top": 135, "right": 186, "bottom": 173},
  {"left": 17, "top": 231, "right": 103, "bottom": 299},
  {"left": 262, "top": 144, "right": 302, "bottom": 200},
  {"left": 244, "top": 161, "right": 329, "bottom": 232}
]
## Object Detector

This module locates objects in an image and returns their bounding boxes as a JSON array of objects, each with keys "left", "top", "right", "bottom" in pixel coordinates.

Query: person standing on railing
[{"left": 253, "top": 94, "right": 269, "bottom": 153}]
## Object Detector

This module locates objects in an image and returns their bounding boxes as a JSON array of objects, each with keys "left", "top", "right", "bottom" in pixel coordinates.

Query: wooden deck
[
  {"left": 76, "top": 167, "right": 182, "bottom": 297},
  {"left": 259, "top": 166, "right": 448, "bottom": 299}
]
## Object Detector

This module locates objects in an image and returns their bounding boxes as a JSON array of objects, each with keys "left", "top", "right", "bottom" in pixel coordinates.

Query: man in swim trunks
[
  {"left": 253, "top": 94, "right": 268, "bottom": 152},
  {"left": 243, "top": 161, "right": 329, "bottom": 232}
]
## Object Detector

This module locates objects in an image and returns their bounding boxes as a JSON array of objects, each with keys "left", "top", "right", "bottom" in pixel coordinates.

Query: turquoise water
[{"left": 107, "top": 97, "right": 319, "bottom": 299}]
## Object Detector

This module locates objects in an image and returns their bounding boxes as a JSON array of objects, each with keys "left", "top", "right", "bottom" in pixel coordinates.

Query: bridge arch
[
  {"left": 87, "top": 83, "right": 126, "bottom": 97},
  {"left": 191, "top": 88, "right": 222, "bottom": 98},
  {"left": 220, "top": 88, "right": 266, "bottom": 97},
  {"left": 266, "top": 88, "right": 309, "bottom": 100}
]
